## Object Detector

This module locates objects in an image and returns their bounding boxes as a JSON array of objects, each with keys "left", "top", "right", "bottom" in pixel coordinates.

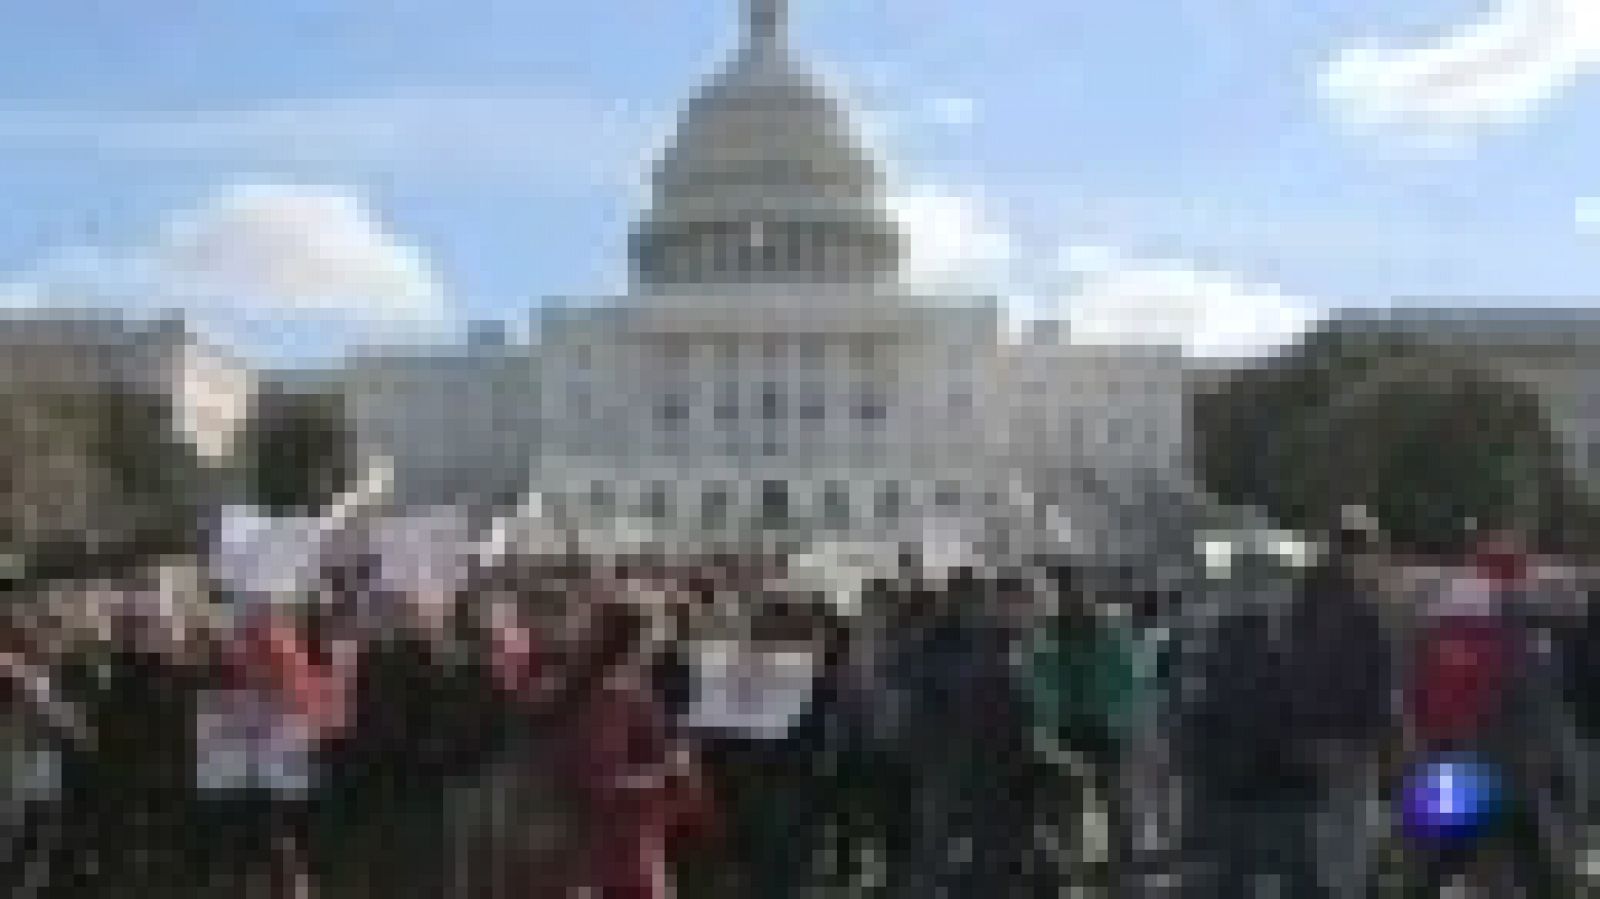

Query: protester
[
  {"left": 1180, "top": 599, "right": 1323, "bottom": 898},
  {"left": 798, "top": 603, "right": 878, "bottom": 893},
  {"left": 1283, "top": 517, "right": 1394, "bottom": 899},
  {"left": 193, "top": 601, "right": 338, "bottom": 899},
  {"left": 73, "top": 585, "right": 203, "bottom": 899},
  {"left": 315, "top": 584, "right": 509, "bottom": 899},
  {"left": 892, "top": 569, "right": 1037, "bottom": 898},
  {"left": 439, "top": 577, "right": 542, "bottom": 899},
  {"left": 2, "top": 610, "right": 83, "bottom": 899},
  {"left": 555, "top": 600, "right": 688, "bottom": 899},
  {"left": 1562, "top": 582, "right": 1600, "bottom": 823},
  {"left": 1400, "top": 530, "right": 1566, "bottom": 896},
  {"left": 853, "top": 576, "right": 929, "bottom": 899},
  {"left": 475, "top": 571, "right": 593, "bottom": 899},
  {"left": 1026, "top": 572, "right": 1142, "bottom": 893}
]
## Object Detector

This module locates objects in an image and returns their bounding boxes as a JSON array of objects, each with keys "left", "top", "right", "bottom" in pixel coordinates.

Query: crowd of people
[{"left": 3, "top": 518, "right": 1599, "bottom": 898}]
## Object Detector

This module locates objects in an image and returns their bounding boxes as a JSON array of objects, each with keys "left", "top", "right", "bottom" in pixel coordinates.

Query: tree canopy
[
  {"left": 2, "top": 388, "right": 204, "bottom": 583},
  {"left": 239, "top": 387, "right": 356, "bottom": 515},
  {"left": 1193, "top": 323, "right": 1596, "bottom": 556}
]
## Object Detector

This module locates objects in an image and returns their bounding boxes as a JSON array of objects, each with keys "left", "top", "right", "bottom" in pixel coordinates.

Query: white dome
[
  {"left": 631, "top": 1, "right": 902, "bottom": 288},
  {"left": 652, "top": 50, "right": 882, "bottom": 218}
]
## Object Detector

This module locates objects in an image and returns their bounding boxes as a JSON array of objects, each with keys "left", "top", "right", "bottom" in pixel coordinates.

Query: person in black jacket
[
  {"left": 783, "top": 603, "right": 875, "bottom": 894},
  {"left": 1563, "top": 586, "right": 1600, "bottom": 825},
  {"left": 1283, "top": 522, "right": 1394, "bottom": 899},
  {"left": 75, "top": 594, "right": 202, "bottom": 899},
  {"left": 1181, "top": 604, "right": 1323, "bottom": 899},
  {"left": 313, "top": 587, "right": 511, "bottom": 899},
  {"left": 894, "top": 572, "right": 1037, "bottom": 899}
]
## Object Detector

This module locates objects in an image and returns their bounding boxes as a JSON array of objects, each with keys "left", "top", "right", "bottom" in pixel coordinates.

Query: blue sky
[{"left": 2, "top": 0, "right": 1599, "bottom": 364}]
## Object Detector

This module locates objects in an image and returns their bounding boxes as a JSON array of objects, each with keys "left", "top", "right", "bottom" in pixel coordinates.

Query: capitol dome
[{"left": 631, "top": 0, "right": 904, "bottom": 289}]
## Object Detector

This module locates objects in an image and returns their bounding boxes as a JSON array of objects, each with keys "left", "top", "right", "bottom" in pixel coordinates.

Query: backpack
[{"left": 1407, "top": 612, "right": 1520, "bottom": 748}]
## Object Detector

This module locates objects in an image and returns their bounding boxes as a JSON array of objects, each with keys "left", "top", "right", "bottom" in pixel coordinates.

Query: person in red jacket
[
  {"left": 202, "top": 605, "right": 340, "bottom": 899},
  {"left": 556, "top": 600, "right": 691, "bottom": 899},
  {"left": 1402, "top": 529, "right": 1565, "bottom": 896}
]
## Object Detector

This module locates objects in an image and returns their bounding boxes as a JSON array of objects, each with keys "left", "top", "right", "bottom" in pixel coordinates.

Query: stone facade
[{"left": 336, "top": 0, "right": 1198, "bottom": 565}]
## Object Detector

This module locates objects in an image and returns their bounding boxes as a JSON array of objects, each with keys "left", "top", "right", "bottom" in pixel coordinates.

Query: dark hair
[
  {"left": 1330, "top": 523, "right": 1374, "bottom": 560},
  {"left": 537, "top": 603, "right": 647, "bottom": 727},
  {"left": 1045, "top": 564, "right": 1077, "bottom": 596}
]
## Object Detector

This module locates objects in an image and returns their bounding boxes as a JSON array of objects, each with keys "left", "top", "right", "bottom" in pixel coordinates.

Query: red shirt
[
  {"left": 1409, "top": 615, "right": 1516, "bottom": 747},
  {"left": 563, "top": 679, "right": 673, "bottom": 899}
]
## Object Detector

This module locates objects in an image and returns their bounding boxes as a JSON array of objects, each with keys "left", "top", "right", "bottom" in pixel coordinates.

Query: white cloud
[
  {"left": 1057, "top": 245, "right": 1322, "bottom": 359},
  {"left": 153, "top": 183, "right": 443, "bottom": 320},
  {"left": 884, "top": 188, "right": 1320, "bottom": 357},
  {"left": 1577, "top": 195, "right": 1600, "bottom": 233},
  {"left": 888, "top": 185, "right": 1016, "bottom": 292},
  {"left": 3, "top": 182, "right": 450, "bottom": 358},
  {"left": 0, "top": 94, "right": 652, "bottom": 187},
  {"left": 1319, "top": 0, "right": 1600, "bottom": 149}
]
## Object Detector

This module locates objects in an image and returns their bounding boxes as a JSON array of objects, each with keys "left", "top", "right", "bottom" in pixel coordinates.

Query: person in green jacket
[{"left": 1026, "top": 575, "right": 1146, "bottom": 892}]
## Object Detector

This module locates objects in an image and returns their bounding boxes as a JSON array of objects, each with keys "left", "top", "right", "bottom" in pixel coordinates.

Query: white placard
[
  {"left": 212, "top": 507, "right": 327, "bottom": 603},
  {"left": 369, "top": 507, "right": 471, "bottom": 598},
  {"left": 194, "top": 690, "right": 317, "bottom": 795},
  {"left": 683, "top": 641, "right": 818, "bottom": 739}
]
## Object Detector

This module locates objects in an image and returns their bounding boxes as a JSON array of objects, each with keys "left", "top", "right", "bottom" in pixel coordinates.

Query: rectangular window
[
  {"left": 762, "top": 337, "right": 785, "bottom": 364},
  {"left": 588, "top": 481, "right": 613, "bottom": 515},
  {"left": 657, "top": 393, "right": 690, "bottom": 427},
  {"left": 661, "top": 340, "right": 691, "bottom": 369},
  {"left": 702, "top": 483, "right": 730, "bottom": 528},
  {"left": 849, "top": 337, "right": 876, "bottom": 368},
  {"left": 1106, "top": 419, "right": 1127, "bottom": 445},
  {"left": 761, "top": 480, "right": 790, "bottom": 526},
  {"left": 799, "top": 337, "right": 827, "bottom": 367},
  {"left": 714, "top": 382, "right": 740, "bottom": 424},
  {"left": 799, "top": 388, "right": 826, "bottom": 421},
  {"left": 761, "top": 382, "right": 783, "bottom": 420},
  {"left": 855, "top": 386, "right": 887, "bottom": 423},
  {"left": 934, "top": 481, "right": 962, "bottom": 509},
  {"left": 875, "top": 482, "right": 902, "bottom": 521},
  {"left": 822, "top": 481, "right": 851, "bottom": 526},
  {"left": 644, "top": 482, "right": 669, "bottom": 520}
]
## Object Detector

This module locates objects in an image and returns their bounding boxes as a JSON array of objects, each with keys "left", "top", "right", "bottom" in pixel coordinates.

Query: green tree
[
  {"left": 240, "top": 387, "right": 355, "bottom": 515},
  {"left": 2, "top": 387, "right": 204, "bottom": 584},
  {"left": 1193, "top": 323, "right": 1595, "bottom": 556}
]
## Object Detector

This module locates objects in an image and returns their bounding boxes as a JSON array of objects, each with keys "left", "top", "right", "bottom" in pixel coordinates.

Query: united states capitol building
[{"left": 340, "top": 0, "right": 1199, "bottom": 572}]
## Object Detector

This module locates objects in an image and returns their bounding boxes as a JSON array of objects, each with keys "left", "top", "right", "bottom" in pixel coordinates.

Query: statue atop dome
[{"left": 745, "top": 0, "right": 787, "bottom": 55}]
